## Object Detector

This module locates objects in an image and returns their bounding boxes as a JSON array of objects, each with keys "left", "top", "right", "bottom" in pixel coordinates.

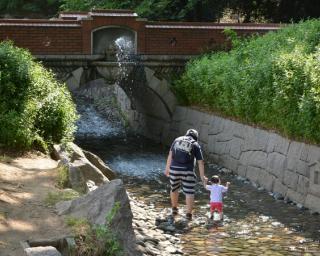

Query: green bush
[
  {"left": 174, "top": 19, "right": 320, "bottom": 143},
  {"left": 0, "top": 41, "right": 78, "bottom": 150}
]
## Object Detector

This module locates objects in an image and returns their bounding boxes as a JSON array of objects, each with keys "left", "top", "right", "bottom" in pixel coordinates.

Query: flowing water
[
  {"left": 74, "top": 34, "right": 320, "bottom": 255},
  {"left": 77, "top": 135, "right": 320, "bottom": 256}
]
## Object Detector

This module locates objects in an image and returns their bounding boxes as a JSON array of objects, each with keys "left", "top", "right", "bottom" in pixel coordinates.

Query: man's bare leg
[
  {"left": 185, "top": 194, "right": 194, "bottom": 214},
  {"left": 170, "top": 190, "right": 179, "bottom": 209}
]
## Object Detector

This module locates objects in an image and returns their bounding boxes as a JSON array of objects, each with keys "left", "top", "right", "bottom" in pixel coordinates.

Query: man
[{"left": 165, "top": 129, "right": 206, "bottom": 220}]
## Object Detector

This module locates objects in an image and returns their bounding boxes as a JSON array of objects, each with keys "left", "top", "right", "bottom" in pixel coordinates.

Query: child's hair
[{"left": 211, "top": 175, "right": 220, "bottom": 184}]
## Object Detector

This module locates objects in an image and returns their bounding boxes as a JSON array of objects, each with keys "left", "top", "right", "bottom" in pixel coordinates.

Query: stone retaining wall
[{"left": 160, "top": 106, "right": 320, "bottom": 213}]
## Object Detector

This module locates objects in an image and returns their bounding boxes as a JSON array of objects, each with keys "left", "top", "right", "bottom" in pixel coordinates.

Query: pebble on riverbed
[{"left": 130, "top": 195, "right": 185, "bottom": 256}]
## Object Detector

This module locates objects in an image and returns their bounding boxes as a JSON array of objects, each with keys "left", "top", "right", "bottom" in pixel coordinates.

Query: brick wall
[
  {"left": 0, "top": 11, "right": 281, "bottom": 56},
  {"left": 0, "top": 26, "right": 83, "bottom": 54}
]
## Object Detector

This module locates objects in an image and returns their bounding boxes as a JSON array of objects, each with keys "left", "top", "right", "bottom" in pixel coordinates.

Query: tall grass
[{"left": 174, "top": 20, "right": 320, "bottom": 143}]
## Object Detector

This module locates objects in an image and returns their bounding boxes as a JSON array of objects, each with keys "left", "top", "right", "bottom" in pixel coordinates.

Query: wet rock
[
  {"left": 158, "top": 222, "right": 176, "bottom": 232},
  {"left": 219, "top": 167, "right": 233, "bottom": 174},
  {"left": 272, "top": 192, "right": 284, "bottom": 200},
  {"left": 130, "top": 195, "right": 184, "bottom": 256},
  {"left": 236, "top": 176, "right": 247, "bottom": 182}
]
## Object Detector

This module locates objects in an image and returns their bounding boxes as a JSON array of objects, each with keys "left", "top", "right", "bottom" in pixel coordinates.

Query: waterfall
[{"left": 75, "top": 35, "right": 136, "bottom": 139}]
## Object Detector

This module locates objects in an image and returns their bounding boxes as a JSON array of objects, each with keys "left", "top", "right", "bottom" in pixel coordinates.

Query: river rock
[
  {"left": 24, "top": 246, "right": 62, "bottom": 256},
  {"left": 83, "top": 150, "right": 116, "bottom": 180},
  {"left": 52, "top": 142, "right": 109, "bottom": 193},
  {"left": 56, "top": 179, "right": 140, "bottom": 256},
  {"left": 130, "top": 195, "right": 185, "bottom": 256},
  {"left": 68, "top": 158, "right": 108, "bottom": 192}
]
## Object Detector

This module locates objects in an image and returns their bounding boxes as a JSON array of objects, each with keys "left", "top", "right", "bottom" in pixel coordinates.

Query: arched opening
[{"left": 92, "top": 26, "right": 136, "bottom": 60}]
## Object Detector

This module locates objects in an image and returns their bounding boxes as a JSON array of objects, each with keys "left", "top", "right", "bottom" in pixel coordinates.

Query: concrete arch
[
  {"left": 92, "top": 64, "right": 177, "bottom": 118},
  {"left": 62, "top": 63, "right": 177, "bottom": 141},
  {"left": 91, "top": 26, "right": 137, "bottom": 57}
]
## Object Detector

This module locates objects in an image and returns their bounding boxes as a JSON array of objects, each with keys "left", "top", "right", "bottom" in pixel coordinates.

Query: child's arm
[
  {"left": 222, "top": 182, "right": 230, "bottom": 192},
  {"left": 203, "top": 177, "right": 209, "bottom": 189}
]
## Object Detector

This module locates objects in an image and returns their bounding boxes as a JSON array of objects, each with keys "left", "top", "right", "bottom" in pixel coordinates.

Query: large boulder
[
  {"left": 68, "top": 158, "right": 108, "bottom": 192},
  {"left": 56, "top": 179, "right": 140, "bottom": 256},
  {"left": 83, "top": 150, "right": 116, "bottom": 180},
  {"left": 52, "top": 142, "right": 115, "bottom": 192}
]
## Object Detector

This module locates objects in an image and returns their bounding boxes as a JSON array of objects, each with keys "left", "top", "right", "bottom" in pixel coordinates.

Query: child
[{"left": 204, "top": 175, "right": 230, "bottom": 220}]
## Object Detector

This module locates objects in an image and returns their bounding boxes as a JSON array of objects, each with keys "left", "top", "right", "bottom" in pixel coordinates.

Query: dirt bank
[{"left": 0, "top": 152, "right": 71, "bottom": 256}]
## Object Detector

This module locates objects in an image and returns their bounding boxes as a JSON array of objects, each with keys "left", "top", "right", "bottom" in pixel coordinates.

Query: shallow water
[{"left": 77, "top": 135, "right": 320, "bottom": 255}]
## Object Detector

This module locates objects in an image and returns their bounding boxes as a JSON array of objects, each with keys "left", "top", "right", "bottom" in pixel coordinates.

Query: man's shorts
[
  {"left": 210, "top": 202, "right": 223, "bottom": 213},
  {"left": 169, "top": 169, "right": 196, "bottom": 195}
]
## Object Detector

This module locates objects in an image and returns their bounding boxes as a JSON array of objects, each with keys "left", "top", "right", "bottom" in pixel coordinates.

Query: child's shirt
[{"left": 206, "top": 184, "right": 228, "bottom": 203}]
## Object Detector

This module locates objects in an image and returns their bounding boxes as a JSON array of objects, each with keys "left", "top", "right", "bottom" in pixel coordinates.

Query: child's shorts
[{"left": 210, "top": 202, "right": 223, "bottom": 213}]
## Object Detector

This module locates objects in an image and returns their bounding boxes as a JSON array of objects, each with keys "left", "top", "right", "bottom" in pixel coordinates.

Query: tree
[
  {"left": 226, "top": 0, "right": 320, "bottom": 23},
  {"left": 141, "top": 0, "right": 225, "bottom": 21},
  {"left": 1, "top": 0, "right": 319, "bottom": 22},
  {"left": 0, "top": 0, "right": 61, "bottom": 18}
]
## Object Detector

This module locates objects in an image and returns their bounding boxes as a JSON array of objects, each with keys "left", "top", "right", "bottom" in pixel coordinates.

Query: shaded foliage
[
  {"left": 0, "top": 41, "right": 78, "bottom": 150},
  {"left": 227, "top": 0, "right": 320, "bottom": 23},
  {"left": 1, "top": 0, "right": 319, "bottom": 22},
  {"left": 0, "top": 0, "right": 60, "bottom": 18}
]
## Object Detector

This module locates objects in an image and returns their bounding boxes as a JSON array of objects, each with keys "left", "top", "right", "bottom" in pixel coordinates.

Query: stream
[{"left": 77, "top": 135, "right": 320, "bottom": 256}]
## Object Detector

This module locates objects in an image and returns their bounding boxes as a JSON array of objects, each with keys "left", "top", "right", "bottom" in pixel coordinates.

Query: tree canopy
[{"left": 0, "top": 0, "right": 319, "bottom": 23}]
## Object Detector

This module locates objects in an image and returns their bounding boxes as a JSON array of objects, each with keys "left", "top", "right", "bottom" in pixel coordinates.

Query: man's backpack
[{"left": 172, "top": 136, "right": 196, "bottom": 164}]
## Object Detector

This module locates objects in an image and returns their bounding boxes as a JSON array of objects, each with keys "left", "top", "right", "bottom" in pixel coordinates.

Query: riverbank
[
  {"left": 2, "top": 149, "right": 320, "bottom": 256},
  {"left": 0, "top": 152, "right": 71, "bottom": 256},
  {"left": 0, "top": 151, "right": 186, "bottom": 256}
]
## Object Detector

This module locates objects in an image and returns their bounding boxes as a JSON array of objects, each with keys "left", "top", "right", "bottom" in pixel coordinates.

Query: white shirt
[{"left": 206, "top": 184, "right": 228, "bottom": 203}]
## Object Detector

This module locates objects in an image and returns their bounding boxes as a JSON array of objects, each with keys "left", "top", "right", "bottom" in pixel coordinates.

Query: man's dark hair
[{"left": 211, "top": 175, "right": 220, "bottom": 184}]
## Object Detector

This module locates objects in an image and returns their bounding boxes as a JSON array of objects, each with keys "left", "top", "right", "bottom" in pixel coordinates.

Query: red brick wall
[
  {"left": 143, "top": 28, "right": 224, "bottom": 55},
  {"left": 0, "top": 13, "right": 281, "bottom": 56},
  {"left": 142, "top": 22, "right": 277, "bottom": 55},
  {"left": 0, "top": 26, "right": 82, "bottom": 54}
]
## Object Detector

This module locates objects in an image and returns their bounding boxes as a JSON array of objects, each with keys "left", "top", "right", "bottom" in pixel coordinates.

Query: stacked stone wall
[{"left": 160, "top": 106, "right": 320, "bottom": 213}]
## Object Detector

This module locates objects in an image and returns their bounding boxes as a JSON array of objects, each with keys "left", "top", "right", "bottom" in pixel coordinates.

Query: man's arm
[
  {"left": 165, "top": 150, "right": 172, "bottom": 177},
  {"left": 197, "top": 159, "right": 206, "bottom": 184}
]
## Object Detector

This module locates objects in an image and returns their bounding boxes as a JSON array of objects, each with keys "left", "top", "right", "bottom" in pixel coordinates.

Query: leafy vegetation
[
  {"left": 66, "top": 202, "right": 123, "bottom": 256},
  {"left": 174, "top": 20, "right": 320, "bottom": 143},
  {"left": 44, "top": 189, "right": 80, "bottom": 205},
  {"left": 0, "top": 41, "right": 78, "bottom": 151}
]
